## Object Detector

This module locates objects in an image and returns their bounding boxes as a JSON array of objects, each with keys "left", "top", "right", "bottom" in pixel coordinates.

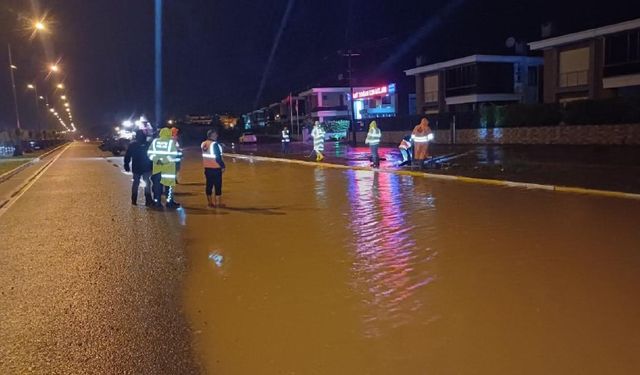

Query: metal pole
[
  {"left": 34, "top": 85, "right": 41, "bottom": 137},
  {"left": 155, "top": 0, "right": 163, "bottom": 128},
  {"left": 348, "top": 52, "right": 357, "bottom": 146},
  {"left": 8, "top": 44, "right": 21, "bottom": 130},
  {"left": 289, "top": 92, "right": 294, "bottom": 135}
]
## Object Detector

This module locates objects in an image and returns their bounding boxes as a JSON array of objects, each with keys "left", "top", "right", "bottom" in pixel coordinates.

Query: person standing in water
[
  {"left": 365, "top": 120, "right": 382, "bottom": 168},
  {"left": 201, "top": 129, "right": 226, "bottom": 208},
  {"left": 311, "top": 121, "right": 326, "bottom": 162},
  {"left": 411, "top": 118, "right": 433, "bottom": 168}
]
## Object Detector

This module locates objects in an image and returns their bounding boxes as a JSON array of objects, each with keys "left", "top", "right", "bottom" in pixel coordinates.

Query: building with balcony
[
  {"left": 297, "top": 87, "right": 352, "bottom": 123},
  {"left": 529, "top": 18, "right": 640, "bottom": 103},
  {"left": 404, "top": 55, "right": 543, "bottom": 114}
]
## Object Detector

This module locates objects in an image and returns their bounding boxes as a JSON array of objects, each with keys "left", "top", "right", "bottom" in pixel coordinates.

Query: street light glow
[
  {"left": 50, "top": 64, "right": 59, "bottom": 73},
  {"left": 56, "top": 83, "right": 64, "bottom": 89},
  {"left": 61, "top": 95, "right": 67, "bottom": 100},
  {"left": 34, "top": 21, "right": 46, "bottom": 31},
  {"left": 27, "top": 84, "right": 35, "bottom": 89}
]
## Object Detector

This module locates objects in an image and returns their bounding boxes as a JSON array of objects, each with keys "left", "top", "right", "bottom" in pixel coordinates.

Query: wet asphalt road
[{"left": 0, "top": 142, "right": 200, "bottom": 374}]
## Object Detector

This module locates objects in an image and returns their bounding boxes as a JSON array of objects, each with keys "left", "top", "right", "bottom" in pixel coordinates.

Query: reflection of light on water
[
  {"left": 347, "top": 170, "right": 437, "bottom": 337},
  {"left": 177, "top": 207, "right": 187, "bottom": 226},
  {"left": 314, "top": 168, "right": 328, "bottom": 207}
]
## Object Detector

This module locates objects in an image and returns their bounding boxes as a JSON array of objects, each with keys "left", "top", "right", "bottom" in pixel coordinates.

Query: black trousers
[{"left": 205, "top": 168, "right": 223, "bottom": 196}]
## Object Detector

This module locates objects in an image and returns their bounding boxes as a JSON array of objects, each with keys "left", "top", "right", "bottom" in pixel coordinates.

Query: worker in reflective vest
[
  {"left": 311, "top": 121, "right": 326, "bottom": 162},
  {"left": 201, "top": 129, "right": 226, "bottom": 208},
  {"left": 364, "top": 120, "right": 382, "bottom": 168},
  {"left": 398, "top": 135, "right": 413, "bottom": 166},
  {"left": 411, "top": 118, "right": 434, "bottom": 167},
  {"left": 147, "top": 127, "right": 181, "bottom": 208},
  {"left": 281, "top": 126, "right": 291, "bottom": 154}
]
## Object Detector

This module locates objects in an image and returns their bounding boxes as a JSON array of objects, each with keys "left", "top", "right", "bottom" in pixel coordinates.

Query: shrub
[
  {"left": 503, "top": 103, "right": 563, "bottom": 127},
  {"left": 564, "top": 96, "right": 640, "bottom": 125}
]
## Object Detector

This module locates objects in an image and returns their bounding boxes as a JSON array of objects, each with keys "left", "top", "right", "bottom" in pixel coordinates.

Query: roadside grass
[{"left": 0, "top": 160, "right": 31, "bottom": 175}]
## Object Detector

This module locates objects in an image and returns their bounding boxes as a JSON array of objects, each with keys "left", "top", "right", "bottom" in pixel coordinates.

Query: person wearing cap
[
  {"left": 311, "top": 121, "right": 326, "bottom": 162},
  {"left": 201, "top": 129, "right": 226, "bottom": 208},
  {"left": 147, "top": 127, "right": 181, "bottom": 208},
  {"left": 364, "top": 120, "right": 382, "bottom": 168}
]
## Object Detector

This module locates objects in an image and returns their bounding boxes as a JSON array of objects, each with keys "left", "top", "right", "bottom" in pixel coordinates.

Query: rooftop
[
  {"left": 529, "top": 18, "right": 640, "bottom": 50},
  {"left": 404, "top": 55, "right": 543, "bottom": 76}
]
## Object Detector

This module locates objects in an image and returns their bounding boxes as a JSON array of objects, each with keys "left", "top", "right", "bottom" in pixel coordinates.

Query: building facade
[
  {"left": 404, "top": 55, "right": 543, "bottom": 114},
  {"left": 529, "top": 18, "right": 640, "bottom": 103}
]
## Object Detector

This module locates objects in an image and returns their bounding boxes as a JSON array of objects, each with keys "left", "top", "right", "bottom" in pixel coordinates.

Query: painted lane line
[
  {"left": 0, "top": 144, "right": 72, "bottom": 219},
  {"left": 0, "top": 142, "right": 70, "bottom": 184},
  {"left": 226, "top": 153, "right": 640, "bottom": 201}
]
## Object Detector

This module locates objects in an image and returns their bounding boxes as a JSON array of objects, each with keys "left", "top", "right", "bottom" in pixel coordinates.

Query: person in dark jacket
[{"left": 124, "top": 130, "right": 154, "bottom": 206}]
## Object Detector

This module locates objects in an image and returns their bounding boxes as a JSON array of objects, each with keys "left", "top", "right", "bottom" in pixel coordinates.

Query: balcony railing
[{"left": 559, "top": 70, "right": 588, "bottom": 88}]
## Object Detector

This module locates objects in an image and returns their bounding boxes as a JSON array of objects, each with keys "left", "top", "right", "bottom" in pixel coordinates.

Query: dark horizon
[{"left": 1, "top": 0, "right": 639, "bottom": 134}]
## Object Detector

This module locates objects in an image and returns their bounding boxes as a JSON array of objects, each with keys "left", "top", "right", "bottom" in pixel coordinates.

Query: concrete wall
[
  {"left": 356, "top": 125, "right": 640, "bottom": 145},
  {"left": 298, "top": 124, "right": 640, "bottom": 145},
  {"left": 437, "top": 124, "right": 640, "bottom": 145}
]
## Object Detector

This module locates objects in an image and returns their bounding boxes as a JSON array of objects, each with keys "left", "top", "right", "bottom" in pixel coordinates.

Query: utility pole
[
  {"left": 7, "top": 44, "right": 21, "bottom": 130},
  {"left": 340, "top": 49, "right": 360, "bottom": 146}
]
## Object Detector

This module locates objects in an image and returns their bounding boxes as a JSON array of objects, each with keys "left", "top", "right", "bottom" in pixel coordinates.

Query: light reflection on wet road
[{"left": 176, "top": 153, "right": 640, "bottom": 374}]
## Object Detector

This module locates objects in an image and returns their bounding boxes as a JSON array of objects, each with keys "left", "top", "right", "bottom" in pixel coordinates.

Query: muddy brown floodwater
[{"left": 175, "top": 155, "right": 640, "bottom": 375}]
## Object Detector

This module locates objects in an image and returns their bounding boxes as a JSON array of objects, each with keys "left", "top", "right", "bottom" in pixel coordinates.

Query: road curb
[
  {"left": 0, "top": 142, "right": 69, "bottom": 184},
  {"left": 226, "top": 153, "right": 640, "bottom": 201}
]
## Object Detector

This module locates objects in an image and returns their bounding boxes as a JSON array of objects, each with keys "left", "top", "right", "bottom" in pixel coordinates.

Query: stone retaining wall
[{"left": 352, "top": 124, "right": 640, "bottom": 145}]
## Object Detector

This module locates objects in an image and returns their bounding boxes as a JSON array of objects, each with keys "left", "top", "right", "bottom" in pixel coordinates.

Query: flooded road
[{"left": 176, "top": 155, "right": 640, "bottom": 374}]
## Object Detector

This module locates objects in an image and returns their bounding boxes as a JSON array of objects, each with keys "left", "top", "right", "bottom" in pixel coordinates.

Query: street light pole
[
  {"left": 7, "top": 44, "right": 21, "bottom": 130},
  {"left": 29, "top": 84, "right": 42, "bottom": 136}
]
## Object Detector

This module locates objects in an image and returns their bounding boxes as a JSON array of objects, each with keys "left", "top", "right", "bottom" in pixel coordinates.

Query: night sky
[{"left": 1, "top": 0, "right": 639, "bottom": 135}]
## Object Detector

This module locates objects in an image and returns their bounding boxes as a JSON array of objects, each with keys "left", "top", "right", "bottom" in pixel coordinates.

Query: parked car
[
  {"left": 99, "top": 137, "right": 129, "bottom": 156},
  {"left": 239, "top": 132, "right": 257, "bottom": 144}
]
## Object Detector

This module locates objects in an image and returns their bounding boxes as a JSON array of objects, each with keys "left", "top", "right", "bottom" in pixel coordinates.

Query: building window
[
  {"left": 606, "top": 30, "right": 640, "bottom": 66},
  {"left": 423, "top": 74, "right": 439, "bottom": 103},
  {"left": 559, "top": 47, "right": 589, "bottom": 87},
  {"left": 445, "top": 64, "right": 478, "bottom": 96},
  {"left": 528, "top": 66, "right": 539, "bottom": 86}
]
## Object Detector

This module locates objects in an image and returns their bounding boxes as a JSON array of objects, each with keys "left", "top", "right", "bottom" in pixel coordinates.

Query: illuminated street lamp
[
  {"left": 61, "top": 95, "right": 67, "bottom": 100},
  {"left": 56, "top": 83, "right": 64, "bottom": 89},
  {"left": 34, "top": 21, "right": 46, "bottom": 31},
  {"left": 49, "top": 64, "right": 59, "bottom": 73},
  {"left": 64, "top": 102, "right": 70, "bottom": 107}
]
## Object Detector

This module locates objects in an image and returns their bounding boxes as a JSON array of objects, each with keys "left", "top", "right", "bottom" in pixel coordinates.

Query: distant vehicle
[
  {"left": 99, "top": 137, "right": 129, "bottom": 156},
  {"left": 28, "top": 141, "right": 42, "bottom": 150},
  {"left": 239, "top": 132, "right": 257, "bottom": 144},
  {"left": 83, "top": 138, "right": 91, "bottom": 143}
]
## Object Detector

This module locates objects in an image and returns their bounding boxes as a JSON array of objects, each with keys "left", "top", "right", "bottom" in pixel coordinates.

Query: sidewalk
[{"left": 229, "top": 141, "right": 640, "bottom": 194}]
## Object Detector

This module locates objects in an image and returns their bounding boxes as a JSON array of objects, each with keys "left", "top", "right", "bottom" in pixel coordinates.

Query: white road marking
[{"left": 0, "top": 144, "right": 72, "bottom": 219}]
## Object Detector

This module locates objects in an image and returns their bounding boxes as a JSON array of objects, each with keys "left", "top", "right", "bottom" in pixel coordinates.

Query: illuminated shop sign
[{"left": 353, "top": 83, "right": 396, "bottom": 99}]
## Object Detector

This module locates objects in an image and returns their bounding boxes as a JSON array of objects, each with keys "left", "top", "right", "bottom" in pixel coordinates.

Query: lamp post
[
  {"left": 7, "top": 44, "right": 21, "bottom": 130},
  {"left": 27, "top": 84, "right": 42, "bottom": 136}
]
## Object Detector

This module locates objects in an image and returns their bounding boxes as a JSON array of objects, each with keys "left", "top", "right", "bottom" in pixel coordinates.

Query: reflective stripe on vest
[
  {"left": 412, "top": 135, "right": 429, "bottom": 143},
  {"left": 202, "top": 141, "right": 222, "bottom": 168}
]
